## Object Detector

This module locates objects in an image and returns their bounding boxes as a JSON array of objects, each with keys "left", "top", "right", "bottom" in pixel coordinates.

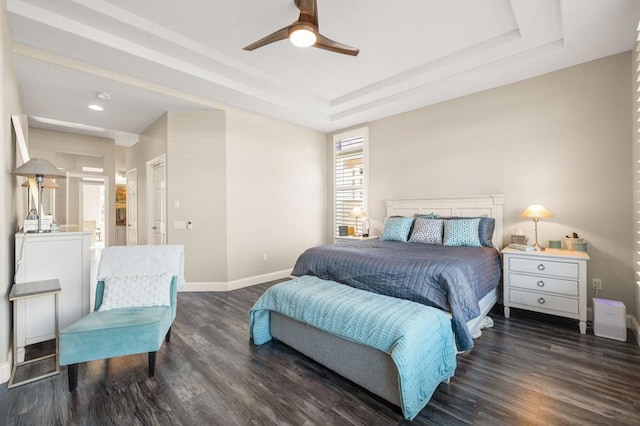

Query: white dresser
[
  {"left": 501, "top": 247, "right": 590, "bottom": 334},
  {"left": 14, "top": 231, "right": 91, "bottom": 360}
]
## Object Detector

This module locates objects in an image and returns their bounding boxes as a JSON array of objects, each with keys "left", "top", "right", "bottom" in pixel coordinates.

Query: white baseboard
[
  {"left": 0, "top": 347, "right": 12, "bottom": 384},
  {"left": 179, "top": 269, "right": 292, "bottom": 292}
]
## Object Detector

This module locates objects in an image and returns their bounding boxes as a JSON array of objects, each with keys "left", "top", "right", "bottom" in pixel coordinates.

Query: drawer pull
[
  {"left": 537, "top": 264, "right": 545, "bottom": 271},
  {"left": 538, "top": 297, "right": 546, "bottom": 304},
  {"left": 537, "top": 281, "right": 545, "bottom": 287}
]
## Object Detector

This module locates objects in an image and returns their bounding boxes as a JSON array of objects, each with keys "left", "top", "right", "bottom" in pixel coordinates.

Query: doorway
[
  {"left": 146, "top": 154, "right": 166, "bottom": 245},
  {"left": 79, "top": 181, "right": 105, "bottom": 247}
]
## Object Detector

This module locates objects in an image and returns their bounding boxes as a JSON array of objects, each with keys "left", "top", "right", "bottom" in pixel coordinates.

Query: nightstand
[
  {"left": 501, "top": 247, "right": 590, "bottom": 334},
  {"left": 334, "top": 235, "right": 378, "bottom": 244}
]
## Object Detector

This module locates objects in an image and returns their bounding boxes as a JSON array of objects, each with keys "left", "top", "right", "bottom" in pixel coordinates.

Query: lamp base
[{"left": 532, "top": 243, "right": 545, "bottom": 251}]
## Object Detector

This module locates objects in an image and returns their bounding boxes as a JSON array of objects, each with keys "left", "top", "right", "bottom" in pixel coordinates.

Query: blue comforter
[
  {"left": 250, "top": 276, "right": 457, "bottom": 420},
  {"left": 291, "top": 239, "right": 501, "bottom": 351}
]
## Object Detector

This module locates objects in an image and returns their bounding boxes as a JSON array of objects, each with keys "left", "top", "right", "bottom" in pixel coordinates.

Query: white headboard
[{"left": 385, "top": 194, "right": 507, "bottom": 249}]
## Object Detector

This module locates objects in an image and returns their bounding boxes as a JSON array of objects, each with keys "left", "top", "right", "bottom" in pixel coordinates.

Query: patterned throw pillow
[
  {"left": 98, "top": 273, "right": 172, "bottom": 311},
  {"left": 443, "top": 218, "right": 482, "bottom": 247},
  {"left": 409, "top": 218, "right": 444, "bottom": 244},
  {"left": 380, "top": 217, "right": 414, "bottom": 242}
]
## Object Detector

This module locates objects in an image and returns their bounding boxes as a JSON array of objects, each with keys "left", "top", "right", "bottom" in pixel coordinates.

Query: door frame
[{"left": 146, "top": 154, "right": 166, "bottom": 245}]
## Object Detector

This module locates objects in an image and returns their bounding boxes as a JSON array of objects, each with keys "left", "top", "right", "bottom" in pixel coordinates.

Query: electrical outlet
[
  {"left": 262, "top": 253, "right": 268, "bottom": 262},
  {"left": 592, "top": 278, "right": 602, "bottom": 290}
]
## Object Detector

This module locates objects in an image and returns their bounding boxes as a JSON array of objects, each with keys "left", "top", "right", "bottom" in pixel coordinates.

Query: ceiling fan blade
[
  {"left": 243, "top": 26, "right": 291, "bottom": 51},
  {"left": 314, "top": 33, "right": 359, "bottom": 56}
]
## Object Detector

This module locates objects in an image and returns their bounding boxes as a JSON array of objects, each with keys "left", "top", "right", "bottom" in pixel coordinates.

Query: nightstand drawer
[
  {"left": 509, "top": 273, "right": 578, "bottom": 297},
  {"left": 510, "top": 289, "right": 578, "bottom": 315},
  {"left": 509, "top": 257, "right": 578, "bottom": 279}
]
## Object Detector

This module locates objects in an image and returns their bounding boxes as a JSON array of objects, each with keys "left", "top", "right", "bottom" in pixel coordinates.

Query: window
[
  {"left": 634, "top": 25, "right": 640, "bottom": 295},
  {"left": 333, "top": 127, "right": 369, "bottom": 237}
]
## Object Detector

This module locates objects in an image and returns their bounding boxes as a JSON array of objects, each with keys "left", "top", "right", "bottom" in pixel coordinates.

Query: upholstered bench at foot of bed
[
  {"left": 59, "top": 306, "right": 173, "bottom": 391},
  {"left": 250, "top": 276, "right": 457, "bottom": 420}
]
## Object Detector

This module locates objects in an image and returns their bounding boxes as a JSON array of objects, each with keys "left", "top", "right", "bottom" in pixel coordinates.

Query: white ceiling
[{"left": 7, "top": 0, "right": 640, "bottom": 145}]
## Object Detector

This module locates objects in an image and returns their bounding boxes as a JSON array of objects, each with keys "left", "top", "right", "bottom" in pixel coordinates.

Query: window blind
[
  {"left": 335, "top": 134, "right": 365, "bottom": 236},
  {"left": 634, "top": 30, "right": 640, "bottom": 292}
]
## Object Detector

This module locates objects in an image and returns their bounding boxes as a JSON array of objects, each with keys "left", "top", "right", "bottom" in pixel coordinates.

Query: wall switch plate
[
  {"left": 174, "top": 221, "right": 186, "bottom": 230},
  {"left": 173, "top": 200, "right": 180, "bottom": 209}
]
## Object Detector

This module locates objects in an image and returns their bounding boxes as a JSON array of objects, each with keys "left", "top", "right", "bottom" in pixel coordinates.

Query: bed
[{"left": 251, "top": 194, "right": 506, "bottom": 418}]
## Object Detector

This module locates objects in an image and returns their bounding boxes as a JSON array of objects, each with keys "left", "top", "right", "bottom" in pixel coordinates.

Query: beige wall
[
  {"left": 0, "top": 0, "right": 22, "bottom": 381},
  {"left": 129, "top": 109, "right": 326, "bottom": 287},
  {"left": 28, "top": 129, "right": 116, "bottom": 244},
  {"left": 115, "top": 146, "right": 127, "bottom": 180},
  {"left": 167, "top": 110, "right": 227, "bottom": 283},
  {"left": 226, "top": 108, "right": 327, "bottom": 282},
  {"left": 361, "top": 52, "right": 634, "bottom": 311}
]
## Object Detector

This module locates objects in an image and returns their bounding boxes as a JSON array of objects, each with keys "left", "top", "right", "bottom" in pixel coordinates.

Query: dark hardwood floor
[{"left": 1, "top": 281, "right": 640, "bottom": 425}]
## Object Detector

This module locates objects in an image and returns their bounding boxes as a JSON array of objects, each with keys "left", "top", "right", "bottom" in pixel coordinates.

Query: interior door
[
  {"left": 152, "top": 162, "right": 166, "bottom": 245},
  {"left": 126, "top": 168, "right": 138, "bottom": 245}
]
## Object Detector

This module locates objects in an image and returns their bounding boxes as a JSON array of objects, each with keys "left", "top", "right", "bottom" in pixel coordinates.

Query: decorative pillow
[
  {"left": 414, "top": 212, "right": 436, "bottom": 219},
  {"left": 477, "top": 217, "right": 495, "bottom": 247},
  {"left": 443, "top": 218, "right": 482, "bottom": 247},
  {"left": 409, "top": 218, "right": 444, "bottom": 244},
  {"left": 98, "top": 273, "right": 172, "bottom": 311},
  {"left": 380, "top": 217, "right": 414, "bottom": 242},
  {"left": 438, "top": 216, "right": 495, "bottom": 247}
]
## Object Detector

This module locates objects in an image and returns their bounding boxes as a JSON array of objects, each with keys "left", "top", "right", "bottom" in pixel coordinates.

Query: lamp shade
[
  {"left": 12, "top": 158, "right": 66, "bottom": 179},
  {"left": 520, "top": 204, "right": 554, "bottom": 219},
  {"left": 348, "top": 207, "right": 367, "bottom": 218}
]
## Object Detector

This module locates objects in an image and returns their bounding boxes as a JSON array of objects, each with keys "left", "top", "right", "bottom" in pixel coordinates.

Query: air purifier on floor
[{"left": 593, "top": 298, "right": 626, "bottom": 342}]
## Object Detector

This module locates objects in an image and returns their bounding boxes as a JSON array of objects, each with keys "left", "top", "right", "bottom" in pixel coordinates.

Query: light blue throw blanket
[{"left": 249, "top": 276, "right": 457, "bottom": 420}]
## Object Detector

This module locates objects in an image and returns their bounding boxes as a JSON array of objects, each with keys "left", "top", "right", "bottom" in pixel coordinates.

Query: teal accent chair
[{"left": 59, "top": 276, "right": 178, "bottom": 391}]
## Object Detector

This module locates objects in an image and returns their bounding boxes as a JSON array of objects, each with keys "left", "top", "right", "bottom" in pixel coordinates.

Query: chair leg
[
  {"left": 148, "top": 352, "right": 156, "bottom": 378},
  {"left": 165, "top": 327, "right": 171, "bottom": 343},
  {"left": 68, "top": 363, "right": 78, "bottom": 392}
]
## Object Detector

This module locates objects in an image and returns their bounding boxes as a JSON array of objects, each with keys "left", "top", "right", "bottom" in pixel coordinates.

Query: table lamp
[
  {"left": 348, "top": 207, "right": 367, "bottom": 237},
  {"left": 12, "top": 158, "right": 66, "bottom": 233},
  {"left": 520, "top": 204, "right": 554, "bottom": 251}
]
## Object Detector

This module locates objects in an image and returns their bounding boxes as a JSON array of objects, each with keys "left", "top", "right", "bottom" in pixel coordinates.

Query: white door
[
  {"left": 126, "top": 168, "right": 138, "bottom": 245},
  {"left": 151, "top": 161, "right": 166, "bottom": 245}
]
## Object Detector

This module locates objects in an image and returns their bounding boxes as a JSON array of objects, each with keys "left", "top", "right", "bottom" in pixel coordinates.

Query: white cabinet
[
  {"left": 14, "top": 231, "right": 91, "bottom": 360},
  {"left": 502, "top": 247, "right": 590, "bottom": 334}
]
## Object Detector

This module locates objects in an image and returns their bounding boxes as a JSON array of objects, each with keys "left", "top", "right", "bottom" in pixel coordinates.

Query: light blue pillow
[
  {"left": 443, "top": 218, "right": 481, "bottom": 247},
  {"left": 380, "top": 217, "right": 414, "bottom": 242}
]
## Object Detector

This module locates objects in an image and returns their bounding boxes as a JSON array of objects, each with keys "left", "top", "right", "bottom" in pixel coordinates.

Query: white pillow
[{"left": 98, "top": 273, "right": 172, "bottom": 311}]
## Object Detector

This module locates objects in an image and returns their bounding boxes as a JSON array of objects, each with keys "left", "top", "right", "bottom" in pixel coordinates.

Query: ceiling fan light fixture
[{"left": 289, "top": 23, "right": 317, "bottom": 47}]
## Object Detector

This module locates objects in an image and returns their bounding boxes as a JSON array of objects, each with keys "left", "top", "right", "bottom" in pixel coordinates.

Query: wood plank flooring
[{"left": 1, "top": 280, "right": 640, "bottom": 425}]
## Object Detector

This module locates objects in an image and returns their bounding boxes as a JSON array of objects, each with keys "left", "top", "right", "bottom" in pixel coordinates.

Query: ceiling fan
[{"left": 243, "top": 0, "right": 359, "bottom": 56}]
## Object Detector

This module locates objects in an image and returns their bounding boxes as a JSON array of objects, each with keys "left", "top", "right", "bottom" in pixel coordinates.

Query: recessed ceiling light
[
  {"left": 88, "top": 104, "right": 104, "bottom": 111},
  {"left": 97, "top": 91, "right": 111, "bottom": 100}
]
